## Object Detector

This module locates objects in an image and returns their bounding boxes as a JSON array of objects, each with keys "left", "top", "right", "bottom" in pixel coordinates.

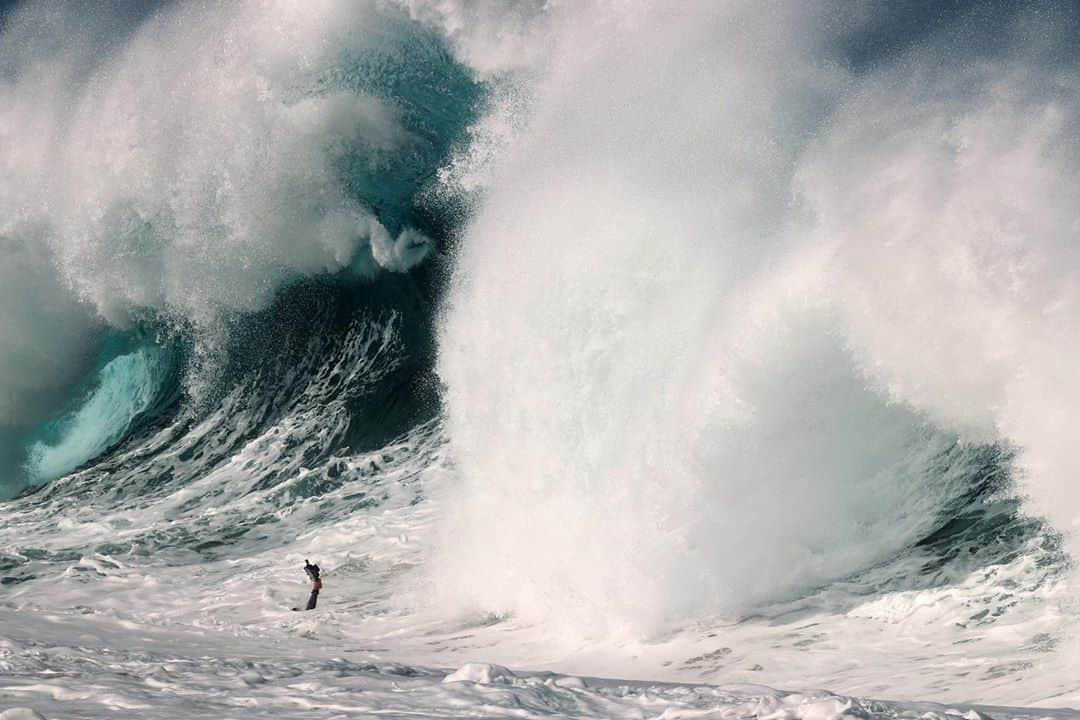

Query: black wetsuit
[
  {"left": 303, "top": 560, "right": 322, "bottom": 610},
  {"left": 306, "top": 579, "right": 322, "bottom": 610}
]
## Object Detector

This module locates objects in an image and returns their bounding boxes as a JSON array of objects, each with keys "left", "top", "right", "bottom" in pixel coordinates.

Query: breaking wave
[
  {"left": 435, "top": 0, "right": 1080, "bottom": 631},
  {"left": 0, "top": 0, "right": 476, "bottom": 496},
  {"left": 1, "top": 0, "right": 1079, "bottom": 707}
]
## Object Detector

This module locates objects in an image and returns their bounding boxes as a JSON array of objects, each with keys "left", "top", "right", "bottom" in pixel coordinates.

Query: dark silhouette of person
[{"left": 293, "top": 559, "right": 322, "bottom": 611}]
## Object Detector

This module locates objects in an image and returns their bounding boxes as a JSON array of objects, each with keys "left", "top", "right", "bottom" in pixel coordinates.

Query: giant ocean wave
[{"left": 2, "top": 0, "right": 1080, "bottom": 714}]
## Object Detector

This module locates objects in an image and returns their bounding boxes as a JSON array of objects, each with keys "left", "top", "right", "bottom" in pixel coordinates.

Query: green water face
[{"left": 24, "top": 343, "right": 172, "bottom": 484}]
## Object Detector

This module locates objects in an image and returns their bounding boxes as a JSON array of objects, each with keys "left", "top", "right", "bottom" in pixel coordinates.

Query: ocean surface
[{"left": 2, "top": 1, "right": 1080, "bottom": 717}]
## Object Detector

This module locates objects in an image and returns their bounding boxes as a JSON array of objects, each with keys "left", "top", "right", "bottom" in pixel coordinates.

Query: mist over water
[
  {"left": 1, "top": 0, "right": 1080, "bottom": 712},
  {"left": 430, "top": 0, "right": 1080, "bottom": 633}
]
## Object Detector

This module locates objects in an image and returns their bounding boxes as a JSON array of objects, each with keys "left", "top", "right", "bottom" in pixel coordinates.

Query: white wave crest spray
[
  {"left": 433, "top": 0, "right": 1080, "bottom": 636},
  {"left": 0, "top": 0, "right": 442, "bottom": 487}
]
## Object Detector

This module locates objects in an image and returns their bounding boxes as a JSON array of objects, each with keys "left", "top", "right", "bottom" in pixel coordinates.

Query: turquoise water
[{"left": 24, "top": 344, "right": 172, "bottom": 484}]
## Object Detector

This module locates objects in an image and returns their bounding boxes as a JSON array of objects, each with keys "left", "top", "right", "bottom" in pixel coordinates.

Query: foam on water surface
[{"left": 1, "top": 609, "right": 1076, "bottom": 720}]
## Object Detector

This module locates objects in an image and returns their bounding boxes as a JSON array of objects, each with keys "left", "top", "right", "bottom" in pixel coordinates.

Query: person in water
[{"left": 297, "top": 559, "right": 322, "bottom": 611}]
